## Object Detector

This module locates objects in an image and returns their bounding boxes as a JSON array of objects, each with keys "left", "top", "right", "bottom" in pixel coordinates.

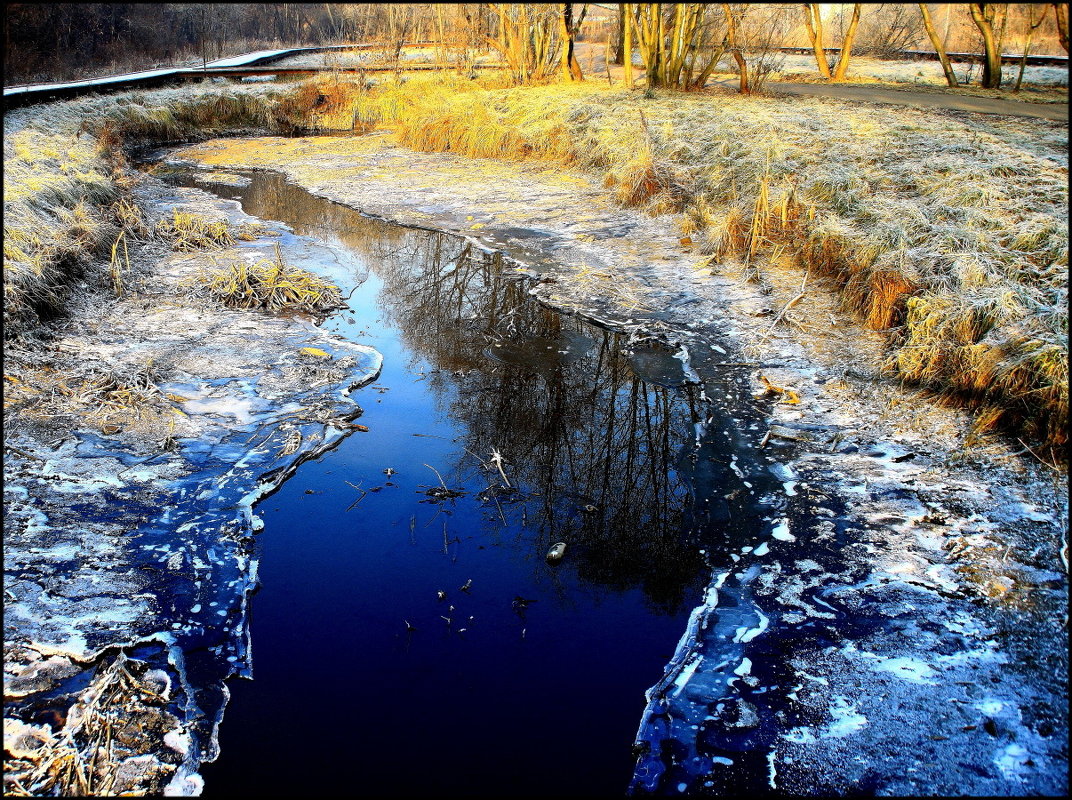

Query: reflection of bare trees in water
[
  {"left": 233, "top": 171, "right": 707, "bottom": 612},
  {"left": 371, "top": 225, "right": 707, "bottom": 612}
]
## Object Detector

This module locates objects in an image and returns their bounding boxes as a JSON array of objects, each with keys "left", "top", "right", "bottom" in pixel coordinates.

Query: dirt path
[{"left": 749, "top": 80, "right": 1069, "bottom": 122}]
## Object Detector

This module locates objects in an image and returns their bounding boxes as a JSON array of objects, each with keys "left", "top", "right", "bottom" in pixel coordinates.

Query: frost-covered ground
[
  {"left": 269, "top": 45, "right": 499, "bottom": 69},
  {"left": 172, "top": 129, "right": 1068, "bottom": 795},
  {"left": 3, "top": 179, "right": 381, "bottom": 794},
  {"left": 772, "top": 53, "right": 1070, "bottom": 87},
  {"left": 3, "top": 76, "right": 1067, "bottom": 795}
]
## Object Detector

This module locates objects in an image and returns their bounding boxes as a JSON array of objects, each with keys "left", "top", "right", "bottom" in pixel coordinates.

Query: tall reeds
[
  {"left": 4, "top": 74, "right": 1066, "bottom": 453},
  {"left": 293, "top": 76, "right": 1066, "bottom": 454}
]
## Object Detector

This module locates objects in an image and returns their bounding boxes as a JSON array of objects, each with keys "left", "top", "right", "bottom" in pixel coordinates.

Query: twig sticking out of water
[
  {"left": 424, "top": 462, "right": 448, "bottom": 490},
  {"left": 343, "top": 480, "right": 367, "bottom": 512},
  {"left": 489, "top": 448, "right": 511, "bottom": 488}
]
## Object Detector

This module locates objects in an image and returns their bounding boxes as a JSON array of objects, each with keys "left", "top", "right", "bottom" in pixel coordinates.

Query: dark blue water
[{"left": 165, "top": 168, "right": 737, "bottom": 797}]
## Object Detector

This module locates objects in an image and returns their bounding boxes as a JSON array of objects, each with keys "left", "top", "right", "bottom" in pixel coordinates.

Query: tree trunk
[
  {"left": 831, "top": 3, "right": 861, "bottom": 81},
  {"left": 614, "top": 3, "right": 626, "bottom": 63},
  {"left": 634, "top": 3, "right": 664, "bottom": 88},
  {"left": 623, "top": 2, "right": 634, "bottom": 87},
  {"left": 723, "top": 3, "right": 748, "bottom": 93},
  {"left": 969, "top": 4, "right": 1003, "bottom": 89},
  {"left": 654, "top": 1, "right": 666, "bottom": 87},
  {"left": 919, "top": 4, "right": 959, "bottom": 86},
  {"left": 1014, "top": 5, "right": 1046, "bottom": 91},
  {"left": 802, "top": 4, "right": 831, "bottom": 79},
  {"left": 1054, "top": 3, "right": 1069, "bottom": 52},
  {"left": 560, "top": 3, "right": 584, "bottom": 80}
]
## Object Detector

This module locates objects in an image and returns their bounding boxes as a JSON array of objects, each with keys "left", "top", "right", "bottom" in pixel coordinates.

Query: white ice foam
[{"left": 771, "top": 519, "right": 794, "bottom": 541}]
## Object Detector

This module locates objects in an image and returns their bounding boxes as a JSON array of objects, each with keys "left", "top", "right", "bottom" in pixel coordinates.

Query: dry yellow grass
[
  {"left": 4, "top": 83, "right": 287, "bottom": 337},
  {"left": 4, "top": 74, "right": 1067, "bottom": 453},
  {"left": 195, "top": 244, "right": 342, "bottom": 314},
  {"left": 155, "top": 210, "right": 235, "bottom": 251},
  {"left": 285, "top": 75, "right": 1066, "bottom": 454}
]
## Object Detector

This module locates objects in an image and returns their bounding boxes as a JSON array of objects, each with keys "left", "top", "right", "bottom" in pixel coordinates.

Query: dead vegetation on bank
[
  {"left": 193, "top": 243, "right": 343, "bottom": 314},
  {"left": 4, "top": 653, "right": 183, "bottom": 796},
  {"left": 3, "top": 74, "right": 1068, "bottom": 455},
  {"left": 3, "top": 83, "right": 296, "bottom": 338},
  {"left": 289, "top": 75, "right": 1068, "bottom": 456}
]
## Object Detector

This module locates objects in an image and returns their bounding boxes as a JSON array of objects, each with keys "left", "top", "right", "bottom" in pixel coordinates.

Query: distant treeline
[
  {"left": 3, "top": 3, "right": 1068, "bottom": 86},
  {"left": 3, "top": 3, "right": 490, "bottom": 84}
]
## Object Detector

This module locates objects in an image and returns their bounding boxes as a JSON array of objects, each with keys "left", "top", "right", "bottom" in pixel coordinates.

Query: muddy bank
[
  {"left": 169, "top": 133, "right": 1068, "bottom": 795},
  {"left": 3, "top": 178, "right": 380, "bottom": 794}
]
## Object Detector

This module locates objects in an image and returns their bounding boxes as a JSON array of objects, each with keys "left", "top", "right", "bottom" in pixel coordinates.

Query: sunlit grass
[
  {"left": 155, "top": 209, "right": 235, "bottom": 251},
  {"left": 194, "top": 244, "right": 342, "bottom": 314},
  {"left": 3, "top": 72, "right": 1067, "bottom": 453},
  {"left": 3, "top": 82, "right": 287, "bottom": 337},
  {"left": 293, "top": 75, "right": 1066, "bottom": 453}
]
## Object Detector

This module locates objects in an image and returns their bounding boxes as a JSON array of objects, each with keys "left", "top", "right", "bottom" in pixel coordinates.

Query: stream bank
[
  {"left": 3, "top": 176, "right": 381, "bottom": 794},
  {"left": 170, "top": 132, "right": 1069, "bottom": 796},
  {"left": 3, "top": 124, "right": 1067, "bottom": 796}
]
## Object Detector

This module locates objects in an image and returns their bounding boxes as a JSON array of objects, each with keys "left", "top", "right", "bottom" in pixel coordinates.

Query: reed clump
[
  {"left": 155, "top": 209, "right": 235, "bottom": 251},
  {"left": 195, "top": 244, "right": 342, "bottom": 314},
  {"left": 53, "top": 360, "right": 163, "bottom": 419}
]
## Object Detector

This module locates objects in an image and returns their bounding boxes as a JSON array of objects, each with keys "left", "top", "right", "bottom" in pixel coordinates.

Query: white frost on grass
[
  {"left": 868, "top": 656, "right": 937, "bottom": 684},
  {"left": 773, "top": 54, "right": 1069, "bottom": 87},
  {"left": 824, "top": 696, "right": 868, "bottom": 738}
]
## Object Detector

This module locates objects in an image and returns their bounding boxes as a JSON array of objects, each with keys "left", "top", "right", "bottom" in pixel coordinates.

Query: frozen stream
[{"left": 154, "top": 167, "right": 781, "bottom": 796}]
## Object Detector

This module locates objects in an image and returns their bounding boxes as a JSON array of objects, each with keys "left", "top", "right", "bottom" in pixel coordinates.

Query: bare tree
[
  {"left": 831, "top": 3, "right": 861, "bottom": 80},
  {"left": 1054, "top": 2, "right": 1069, "bottom": 51},
  {"left": 630, "top": 4, "right": 728, "bottom": 90},
  {"left": 733, "top": 4, "right": 792, "bottom": 92},
  {"left": 855, "top": 3, "right": 924, "bottom": 58},
  {"left": 802, "top": 3, "right": 862, "bottom": 81},
  {"left": 560, "top": 3, "right": 587, "bottom": 81},
  {"left": 801, "top": 3, "right": 832, "bottom": 78},
  {"left": 1014, "top": 3, "right": 1049, "bottom": 90},
  {"left": 487, "top": 4, "right": 560, "bottom": 84},
  {"left": 919, "top": 4, "right": 960, "bottom": 86},
  {"left": 723, "top": 3, "right": 749, "bottom": 93},
  {"left": 969, "top": 4, "right": 1006, "bottom": 88}
]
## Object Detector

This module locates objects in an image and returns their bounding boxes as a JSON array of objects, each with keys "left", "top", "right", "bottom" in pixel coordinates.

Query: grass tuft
[
  {"left": 155, "top": 209, "right": 235, "bottom": 251},
  {"left": 195, "top": 244, "right": 342, "bottom": 314}
]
